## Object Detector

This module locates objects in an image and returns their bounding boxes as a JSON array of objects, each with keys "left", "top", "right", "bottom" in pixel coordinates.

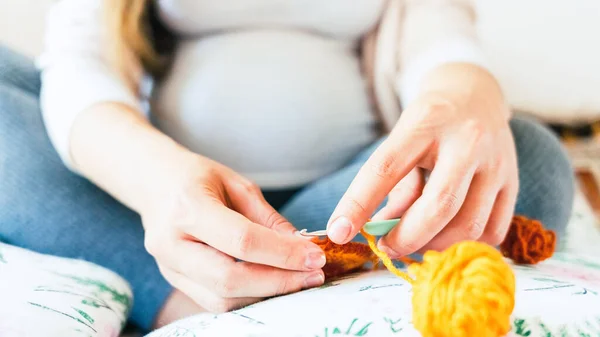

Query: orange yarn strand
[{"left": 359, "top": 229, "right": 415, "bottom": 285}]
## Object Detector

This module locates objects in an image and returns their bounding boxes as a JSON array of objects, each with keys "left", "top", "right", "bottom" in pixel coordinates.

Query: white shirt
[{"left": 37, "top": 0, "right": 487, "bottom": 188}]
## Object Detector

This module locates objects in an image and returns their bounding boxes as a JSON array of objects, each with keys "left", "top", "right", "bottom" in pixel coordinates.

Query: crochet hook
[{"left": 297, "top": 218, "right": 400, "bottom": 237}]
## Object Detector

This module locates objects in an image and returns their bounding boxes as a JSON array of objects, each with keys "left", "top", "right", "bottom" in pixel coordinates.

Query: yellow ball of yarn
[{"left": 408, "top": 241, "right": 516, "bottom": 337}]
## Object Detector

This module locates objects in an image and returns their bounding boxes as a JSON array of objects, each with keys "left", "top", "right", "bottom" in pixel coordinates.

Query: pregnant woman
[{"left": 0, "top": 0, "right": 574, "bottom": 332}]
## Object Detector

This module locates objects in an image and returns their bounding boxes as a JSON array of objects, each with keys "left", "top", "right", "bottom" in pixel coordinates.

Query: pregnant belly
[{"left": 152, "top": 29, "right": 379, "bottom": 187}]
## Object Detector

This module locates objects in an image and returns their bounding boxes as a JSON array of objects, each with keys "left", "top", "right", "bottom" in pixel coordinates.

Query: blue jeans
[{"left": 0, "top": 45, "right": 575, "bottom": 332}]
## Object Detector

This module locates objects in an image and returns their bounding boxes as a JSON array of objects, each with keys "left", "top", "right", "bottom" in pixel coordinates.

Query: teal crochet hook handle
[{"left": 363, "top": 218, "right": 400, "bottom": 236}]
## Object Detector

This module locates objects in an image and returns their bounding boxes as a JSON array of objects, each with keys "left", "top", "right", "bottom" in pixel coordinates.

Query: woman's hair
[{"left": 104, "top": 0, "right": 175, "bottom": 92}]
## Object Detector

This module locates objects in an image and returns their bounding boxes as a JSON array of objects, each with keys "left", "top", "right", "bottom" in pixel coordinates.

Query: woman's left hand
[{"left": 327, "top": 63, "right": 519, "bottom": 257}]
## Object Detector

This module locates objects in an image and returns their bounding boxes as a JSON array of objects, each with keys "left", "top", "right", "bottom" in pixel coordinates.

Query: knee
[
  {"left": 510, "top": 117, "right": 575, "bottom": 237},
  {"left": 0, "top": 44, "right": 40, "bottom": 94},
  {"left": 0, "top": 84, "right": 71, "bottom": 244},
  {"left": 0, "top": 83, "right": 50, "bottom": 163}
]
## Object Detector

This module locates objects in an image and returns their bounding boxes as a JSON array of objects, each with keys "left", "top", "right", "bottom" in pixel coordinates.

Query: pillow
[
  {"left": 145, "top": 252, "right": 600, "bottom": 337},
  {"left": 0, "top": 243, "right": 132, "bottom": 337},
  {"left": 476, "top": 0, "right": 600, "bottom": 125}
]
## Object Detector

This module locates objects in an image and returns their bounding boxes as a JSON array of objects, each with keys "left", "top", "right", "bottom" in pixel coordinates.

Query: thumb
[{"left": 371, "top": 167, "right": 425, "bottom": 221}]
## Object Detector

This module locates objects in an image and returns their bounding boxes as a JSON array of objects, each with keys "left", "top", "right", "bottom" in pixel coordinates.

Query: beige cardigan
[{"left": 361, "top": 0, "right": 484, "bottom": 132}]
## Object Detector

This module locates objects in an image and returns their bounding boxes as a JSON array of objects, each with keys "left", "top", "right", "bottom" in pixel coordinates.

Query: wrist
[
  {"left": 418, "top": 63, "right": 512, "bottom": 120},
  {"left": 70, "top": 102, "right": 201, "bottom": 213}
]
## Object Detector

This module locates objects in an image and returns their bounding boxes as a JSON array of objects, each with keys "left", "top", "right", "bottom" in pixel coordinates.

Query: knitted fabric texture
[
  {"left": 313, "top": 215, "right": 555, "bottom": 337},
  {"left": 310, "top": 237, "right": 380, "bottom": 279},
  {"left": 500, "top": 215, "right": 556, "bottom": 264}
]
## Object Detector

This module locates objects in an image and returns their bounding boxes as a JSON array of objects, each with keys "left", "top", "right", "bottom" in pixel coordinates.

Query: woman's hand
[
  {"left": 327, "top": 63, "right": 519, "bottom": 257},
  {"left": 141, "top": 156, "right": 326, "bottom": 312}
]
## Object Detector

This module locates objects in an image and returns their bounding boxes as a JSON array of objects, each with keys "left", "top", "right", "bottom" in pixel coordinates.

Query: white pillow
[
  {"left": 0, "top": 243, "right": 132, "bottom": 337},
  {"left": 476, "top": 0, "right": 600, "bottom": 124}
]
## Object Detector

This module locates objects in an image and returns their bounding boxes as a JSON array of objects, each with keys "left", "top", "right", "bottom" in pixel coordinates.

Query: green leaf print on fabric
[
  {"left": 28, "top": 302, "right": 97, "bottom": 333},
  {"left": 73, "top": 328, "right": 94, "bottom": 337},
  {"left": 585, "top": 319, "right": 600, "bottom": 334},
  {"left": 73, "top": 307, "right": 95, "bottom": 325},
  {"left": 162, "top": 327, "right": 197, "bottom": 337},
  {"left": 317, "top": 318, "right": 373, "bottom": 337},
  {"left": 558, "top": 326, "right": 570, "bottom": 337},
  {"left": 383, "top": 317, "right": 403, "bottom": 333},
  {"left": 0, "top": 247, "right": 6, "bottom": 263},
  {"left": 552, "top": 254, "right": 600, "bottom": 271},
  {"left": 514, "top": 318, "right": 532, "bottom": 336},
  {"left": 57, "top": 273, "right": 132, "bottom": 310},
  {"left": 539, "top": 322, "right": 553, "bottom": 337},
  {"left": 532, "top": 278, "right": 570, "bottom": 284},
  {"left": 576, "top": 328, "right": 591, "bottom": 337}
]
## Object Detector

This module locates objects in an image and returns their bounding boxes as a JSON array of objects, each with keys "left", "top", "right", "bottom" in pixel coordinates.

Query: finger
[
  {"left": 378, "top": 148, "right": 477, "bottom": 257},
  {"left": 157, "top": 238, "right": 324, "bottom": 298},
  {"left": 371, "top": 167, "right": 425, "bottom": 221},
  {"left": 226, "top": 179, "right": 297, "bottom": 234},
  {"left": 327, "top": 124, "right": 432, "bottom": 244},
  {"left": 159, "top": 265, "right": 260, "bottom": 313},
  {"left": 182, "top": 200, "right": 326, "bottom": 272},
  {"left": 480, "top": 181, "right": 519, "bottom": 246},
  {"left": 418, "top": 171, "right": 498, "bottom": 252},
  {"left": 217, "top": 261, "right": 324, "bottom": 298}
]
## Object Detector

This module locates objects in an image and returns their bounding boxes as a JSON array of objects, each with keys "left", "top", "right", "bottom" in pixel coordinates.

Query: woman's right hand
[{"left": 141, "top": 155, "right": 326, "bottom": 313}]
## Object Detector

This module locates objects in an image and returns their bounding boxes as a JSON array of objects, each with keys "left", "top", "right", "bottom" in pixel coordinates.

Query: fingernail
[
  {"left": 304, "top": 272, "right": 325, "bottom": 288},
  {"left": 378, "top": 243, "right": 400, "bottom": 259},
  {"left": 327, "top": 217, "right": 352, "bottom": 243},
  {"left": 305, "top": 250, "right": 326, "bottom": 269}
]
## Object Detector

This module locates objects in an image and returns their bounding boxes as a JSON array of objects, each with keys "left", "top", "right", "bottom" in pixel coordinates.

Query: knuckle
[
  {"left": 264, "top": 210, "right": 287, "bottom": 230},
  {"left": 194, "top": 164, "right": 221, "bottom": 182},
  {"left": 463, "top": 119, "right": 486, "bottom": 141},
  {"left": 420, "top": 95, "right": 458, "bottom": 117},
  {"left": 346, "top": 196, "right": 369, "bottom": 217},
  {"left": 214, "top": 267, "right": 239, "bottom": 297},
  {"left": 143, "top": 234, "right": 161, "bottom": 257},
  {"left": 433, "top": 191, "right": 460, "bottom": 218},
  {"left": 282, "top": 245, "right": 297, "bottom": 269},
  {"left": 370, "top": 155, "right": 398, "bottom": 179},
  {"left": 485, "top": 153, "right": 504, "bottom": 173},
  {"left": 233, "top": 228, "right": 256, "bottom": 257},
  {"left": 240, "top": 179, "right": 261, "bottom": 196},
  {"left": 275, "top": 276, "right": 293, "bottom": 296},
  {"left": 462, "top": 219, "right": 485, "bottom": 240}
]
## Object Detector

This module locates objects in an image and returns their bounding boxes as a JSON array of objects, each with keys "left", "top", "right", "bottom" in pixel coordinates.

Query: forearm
[{"left": 69, "top": 102, "right": 199, "bottom": 214}]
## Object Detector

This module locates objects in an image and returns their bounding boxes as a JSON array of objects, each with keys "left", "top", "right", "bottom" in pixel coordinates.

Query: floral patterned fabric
[{"left": 0, "top": 243, "right": 132, "bottom": 337}]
